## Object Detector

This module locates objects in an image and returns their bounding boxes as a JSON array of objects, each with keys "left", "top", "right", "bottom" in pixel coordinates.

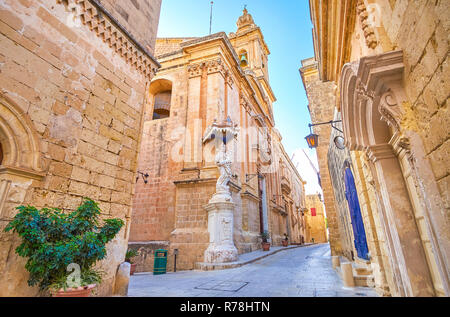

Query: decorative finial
[{"left": 237, "top": 4, "right": 254, "bottom": 30}]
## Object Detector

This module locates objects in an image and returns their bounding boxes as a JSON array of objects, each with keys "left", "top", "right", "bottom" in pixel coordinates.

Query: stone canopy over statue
[{"left": 203, "top": 116, "right": 239, "bottom": 203}]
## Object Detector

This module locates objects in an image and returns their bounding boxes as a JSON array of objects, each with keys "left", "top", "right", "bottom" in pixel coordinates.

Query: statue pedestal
[{"left": 204, "top": 194, "right": 238, "bottom": 263}]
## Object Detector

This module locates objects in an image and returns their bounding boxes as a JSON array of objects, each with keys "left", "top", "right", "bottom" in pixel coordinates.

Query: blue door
[{"left": 344, "top": 167, "right": 369, "bottom": 261}]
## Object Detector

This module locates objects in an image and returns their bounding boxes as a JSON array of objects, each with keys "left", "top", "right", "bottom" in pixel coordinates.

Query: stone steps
[
  {"left": 352, "top": 261, "right": 374, "bottom": 287},
  {"left": 354, "top": 273, "right": 375, "bottom": 287},
  {"left": 333, "top": 256, "right": 375, "bottom": 288},
  {"left": 354, "top": 266, "right": 372, "bottom": 275}
]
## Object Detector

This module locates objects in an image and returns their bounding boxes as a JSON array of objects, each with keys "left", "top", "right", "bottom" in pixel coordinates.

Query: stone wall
[
  {"left": 128, "top": 241, "right": 169, "bottom": 273},
  {"left": 129, "top": 69, "right": 187, "bottom": 243},
  {"left": 382, "top": 0, "right": 449, "bottom": 215},
  {"left": 346, "top": 0, "right": 449, "bottom": 213},
  {"left": 300, "top": 59, "right": 342, "bottom": 256},
  {"left": 347, "top": 0, "right": 449, "bottom": 297},
  {"left": 169, "top": 180, "right": 215, "bottom": 270},
  {"left": 0, "top": 0, "right": 159, "bottom": 296},
  {"left": 97, "top": 0, "right": 162, "bottom": 55}
]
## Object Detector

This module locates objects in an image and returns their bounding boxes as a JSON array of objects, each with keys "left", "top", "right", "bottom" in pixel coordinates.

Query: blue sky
[{"left": 157, "top": 0, "right": 315, "bottom": 159}]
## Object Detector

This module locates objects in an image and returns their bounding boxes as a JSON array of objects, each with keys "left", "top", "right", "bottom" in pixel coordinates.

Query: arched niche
[
  {"left": 149, "top": 78, "right": 173, "bottom": 120},
  {"left": 0, "top": 93, "right": 44, "bottom": 180},
  {"left": 238, "top": 49, "right": 249, "bottom": 68}
]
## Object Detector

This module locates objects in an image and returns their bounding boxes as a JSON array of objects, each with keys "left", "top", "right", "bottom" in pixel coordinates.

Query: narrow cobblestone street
[{"left": 128, "top": 244, "right": 378, "bottom": 297}]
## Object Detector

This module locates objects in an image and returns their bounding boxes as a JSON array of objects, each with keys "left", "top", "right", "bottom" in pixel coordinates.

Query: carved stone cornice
[
  {"left": 270, "top": 201, "right": 287, "bottom": 216},
  {"left": 240, "top": 190, "right": 260, "bottom": 203},
  {"left": 187, "top": 62, "right": 205, "bottom": 78},
  {"left": 309, "top": 0, "right": 357, "bottom": 81},
  {"left": 57, "top": 0, "right": 160, "bottom": 78},
  {"left": 390, "top": 132, "right": 413, "bottom": 164},
  {"left": 0, "top": 165, "right": 46, "bottom": 181},
  {"left": 366, "top": 143, "right": 396, "bottom": 163},
  {"left": 188, "top": 59, "right": 233, "bottom": 86}
]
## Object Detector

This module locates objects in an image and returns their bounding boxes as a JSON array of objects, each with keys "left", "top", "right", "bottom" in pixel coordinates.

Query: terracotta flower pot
[
  {"left": 282, "top": 240, "right": 289, "bottom": 247},
  {"left": 262, "top": 242, "right": 270, "bottom": 251},
  {"left": 51, "top": 284, "right": 96, "bottom": 297},
  {"left": 130, "top": 263, "right": 137, "bottom": 275}
]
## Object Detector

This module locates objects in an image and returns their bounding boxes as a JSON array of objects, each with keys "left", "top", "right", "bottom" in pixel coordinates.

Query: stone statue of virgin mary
[{"left": 215, "top": 142, "right": 232, "bottom": 196}]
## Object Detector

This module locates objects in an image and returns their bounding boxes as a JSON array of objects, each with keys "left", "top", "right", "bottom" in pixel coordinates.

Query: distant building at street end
[{"left": 305, "top": 194, "right": 328, "bottom": 244}]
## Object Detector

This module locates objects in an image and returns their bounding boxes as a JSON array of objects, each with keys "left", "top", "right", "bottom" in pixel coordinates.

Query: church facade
[{"left": 129, "top": 9, "right": 308, "bottom": 272}]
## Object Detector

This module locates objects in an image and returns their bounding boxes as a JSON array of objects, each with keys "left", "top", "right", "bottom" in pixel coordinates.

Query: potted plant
[
  {"left": 4, "top": 198, "right": 124, "bottom": 297},
  {"left": 261, "top": 231, "right": 271, "bottom": 251},
  {"left": 125, "top": 249, "right": 139, "bottom": 275},
  {"left": 282, "top": 233, "right": 289, "bottom": 247}
]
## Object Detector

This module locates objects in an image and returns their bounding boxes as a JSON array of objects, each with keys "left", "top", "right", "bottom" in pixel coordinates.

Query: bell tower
[{"left": 229, "top": 8, "right": 271, "bottom": 81}]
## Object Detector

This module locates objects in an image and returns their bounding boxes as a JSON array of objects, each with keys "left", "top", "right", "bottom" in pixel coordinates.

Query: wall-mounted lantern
[
  {"left": 305, "top": 120, "right": 344, "bottom": 149},
  {"left": 305, "top": 131, "right": 319, "bottom": 149}
]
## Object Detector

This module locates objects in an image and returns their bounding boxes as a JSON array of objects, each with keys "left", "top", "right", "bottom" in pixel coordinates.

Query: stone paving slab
[
  {"left": 195, "top": 244, "right": 313, "bottom": 271},
  {"left": 129, "top": 244, "right": 379, "bottom": 297}
]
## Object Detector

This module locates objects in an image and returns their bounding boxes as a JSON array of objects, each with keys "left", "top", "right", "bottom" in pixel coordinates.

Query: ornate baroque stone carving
[
  {"left": 379, "top": 89, "right": 403, "bottom": 132},
  {"left": 356, "top": 0, "right": 378, "bottom": 49},
  {"left": 206, "top": 58, "right": 225, "bottom": 76},
  {"left": 356, "top": 81, "right": 374, "bottom": 101},
  {"left": 340, "top": 50, "right": 405, "bottom": 150},
  {"left": 225, "top": 70, "right": 234, "bottom": 88},
  {"left": 187, "top": 62, "right": 205, "bottom": 78},
  {"left": 240, "top": 94, "right": 255, "bottom": 116}
]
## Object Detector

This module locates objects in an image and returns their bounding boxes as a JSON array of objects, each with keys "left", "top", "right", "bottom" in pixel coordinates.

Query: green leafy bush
[
  {"left": 125, "top": 249, "right": 138, "bottom": 264},
  {"left": 4, "top": 198, "right": 124, "bottom": 292}
]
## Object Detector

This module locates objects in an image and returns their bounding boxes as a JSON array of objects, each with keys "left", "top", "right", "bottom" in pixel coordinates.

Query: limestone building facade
[
  {"left": 0, "top": 0, "right": 161, "bottom": 296},
  {"left": 304, "top": 194, "right": 328, "bottom": 244},
  {"left": 129, "top": 9, "right": 307, "bottom": 272},
  {"left": 302, "top": 0, "right": 449, "bottom": 297}
]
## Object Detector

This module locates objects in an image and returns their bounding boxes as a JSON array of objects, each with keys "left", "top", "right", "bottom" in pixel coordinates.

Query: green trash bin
[{"left": 153, "top": 249, "right": 168, "bottom": 275}]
